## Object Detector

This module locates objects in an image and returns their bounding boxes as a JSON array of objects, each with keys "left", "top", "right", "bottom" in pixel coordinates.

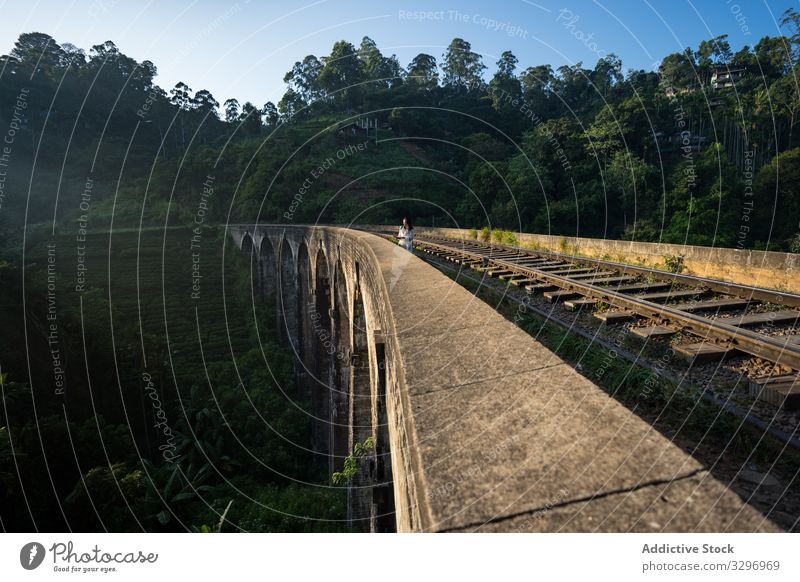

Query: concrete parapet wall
[
  {"left": 230, "top": 225, "right": 778, "bottom": 532},
  {"left": 412, "top": 227, "right": 800, "bottom": 295}
]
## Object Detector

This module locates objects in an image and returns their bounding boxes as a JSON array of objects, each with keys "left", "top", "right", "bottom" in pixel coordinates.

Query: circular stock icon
[{"left": 19, "top": 542, "right": 46, "bottom": 570}]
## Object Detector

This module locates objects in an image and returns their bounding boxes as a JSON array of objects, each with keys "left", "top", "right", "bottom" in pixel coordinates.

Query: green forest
[
  {"left": 2, "top": 16, "right": 800, "bottom": 249},
  {"left": 1, "top": 9, "right": 800, "bottom": 531},
  {"left": 0, "top": 227, "right": 346, "bottom": 531}
]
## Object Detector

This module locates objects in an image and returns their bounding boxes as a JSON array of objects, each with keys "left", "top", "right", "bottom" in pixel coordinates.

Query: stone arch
[
  {"left": 372, "top": 328, "right": 396, "bottom": 532},
  {"left": 241, "top": 232, "right": 257, "bottom": 292},
  {"left": 278, "top": 239, "right": 299, "bottom": 351},
  {"left": 258, "top": 236, "right": 277, "bottom": 299},
  {"left": 297, "top": 240, "right": 311, "bottom": 302},
  {"left": 348, "top": 264, "right": 375, "bottom": 531},
  {"left": 296, "top": 240, "right": 312, "bottom": 398},
  {"left": 331, "top": 259, "right": 351, "bottom": 471},
  {"left": 241, "top": 232, "right": 254, "bottom": 256},
  {"left": 311, "top": 246, "right": 334, "bottom": 465}
]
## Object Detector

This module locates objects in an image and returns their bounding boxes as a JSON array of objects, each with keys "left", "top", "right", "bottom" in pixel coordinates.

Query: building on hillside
[
  {"left": 337, "top": 117, "right": 378, "bottom": 138},
  {"left": 711, "top": 65, "right": 747, "bottom": 90}
]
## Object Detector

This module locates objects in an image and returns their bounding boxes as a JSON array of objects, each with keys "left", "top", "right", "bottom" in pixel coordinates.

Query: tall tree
[
  {"left": 442, "top": 38, "right": 486, "bottom": 90},
  {"left": 283, "top": 55, "right": 323, "bottom": 102},
  {"left": 277, "top": 88, "right": 305, "bottom": 120},
  {"left": 520, "top": 64, "right": 555, "bottom": 117},
  {"left": 753, "top": 36, "right": 791, "bottom": 80},
  {"left": 780, "top": 7, "right": 800, "bottom": 65},
  {"left": 223, "top": 98, "right": 240, "bottom": 123},
  {"left": 358, "top": 37, "right": 384, "bottom": 81},
  {"left": 383, "top": 54, "right": 405, "bottom": 88},
  {"left": 553, "top": 62, "right": 592, "bottom": 112},
  {"left": 169, "top": 82, "right": 192, "bottom": 110},
  {"left": 317, "top": 41, "right": 365, "bottom": 107},
  {"left": 130, "top": 60, "right": 157, "bottom": 92},
  {"left": 489, "top": 51, "right": 522, "bottom": 113},
  {"left": 585, "top": 104, "right": 628, "bottom": 164},
  {"left": 697, "top": 34, "right": 733, "bottom": 67},
  {"left": 61, "top": 43, "right": 86, "bottom": 68},
  {"left": 591, "top": 54, "right": 623, "bottom": 95},
  {"left": 192, "top": 90, "right": 219, "bottom": 118},
  {"left": 261, "top": 102, "right": 279, "bottom": 126},
  {"left": 658, "top": 49, "right": 698, "bottom": 89},
  {"left": 406, "top": 53, "right": 438, "bottom": 90},
  {"left": 11, "top": 32, "right": 66, "bottom": 76},
  {"left": 357, "top": 36, "right": 404, "bottom": 89},
  {"left": 88, "top": 40, "right": 120, "bottom": 63},
  {"left": 239, "top": 101, "right": 262, "bottom": 136},
  {"left": 170, "top": 82, "right": 192, "bottom": 153}
]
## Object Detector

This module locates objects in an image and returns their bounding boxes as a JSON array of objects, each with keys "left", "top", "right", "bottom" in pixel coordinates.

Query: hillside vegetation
[
  {"left": 0, "top": 228, "right": 345, "bottom": 531},
  {"left": 1, "top": 19, "right": 800, "bottom": 250}
]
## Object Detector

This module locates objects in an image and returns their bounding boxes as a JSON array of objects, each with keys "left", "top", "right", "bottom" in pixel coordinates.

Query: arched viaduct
[{"left": 229, "top": 225, "right": 777, "bottom": 533}]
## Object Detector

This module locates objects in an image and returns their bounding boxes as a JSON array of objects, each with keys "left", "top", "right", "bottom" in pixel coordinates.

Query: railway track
[{"left": 373, "top": 230, "right": 800, "bottom": 410}]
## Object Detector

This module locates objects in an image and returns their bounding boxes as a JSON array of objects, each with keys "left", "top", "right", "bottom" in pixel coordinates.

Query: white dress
[{"left": 398, "top": 226, "right": 414, "bottom": 251}]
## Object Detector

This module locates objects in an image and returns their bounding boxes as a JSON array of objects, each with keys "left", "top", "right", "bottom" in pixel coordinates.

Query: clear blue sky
[{"left": 0, "top": 0, "right": 794, "bottom": 106}]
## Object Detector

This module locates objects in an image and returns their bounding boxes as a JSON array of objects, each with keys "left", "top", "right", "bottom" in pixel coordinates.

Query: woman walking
[{"left": 397, "top": 217, "right": 415, "bottom": 252}]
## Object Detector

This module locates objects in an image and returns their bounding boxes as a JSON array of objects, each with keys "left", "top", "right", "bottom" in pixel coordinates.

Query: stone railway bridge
[{"left": 229, "top": 224, "right": 776, "bottom": 533}]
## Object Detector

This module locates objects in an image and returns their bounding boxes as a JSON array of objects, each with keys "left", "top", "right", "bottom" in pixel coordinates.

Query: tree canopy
[{"left": 1, "top": 21, "right": 800, "bottom": 250}]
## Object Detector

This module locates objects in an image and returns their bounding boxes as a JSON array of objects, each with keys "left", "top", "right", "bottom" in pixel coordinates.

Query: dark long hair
[{"left": 402, "top": 216, "right": 413, "bottom": 230}]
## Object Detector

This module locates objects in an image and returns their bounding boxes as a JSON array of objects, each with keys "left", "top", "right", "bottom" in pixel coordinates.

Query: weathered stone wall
[
  {"left": 408, "top": 227, "right": 800, "bottom": 294},
  {"left": 229, "top": 225, "right": 779, "bottom": 533}
]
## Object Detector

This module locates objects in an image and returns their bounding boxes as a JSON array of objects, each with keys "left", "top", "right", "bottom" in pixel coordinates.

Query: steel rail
[
  {"left": 411, "top": 237, "right": 800, "bottom": 371},
  {"left": 417, "top": 233, "right": 800, "bottom": 308}
]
